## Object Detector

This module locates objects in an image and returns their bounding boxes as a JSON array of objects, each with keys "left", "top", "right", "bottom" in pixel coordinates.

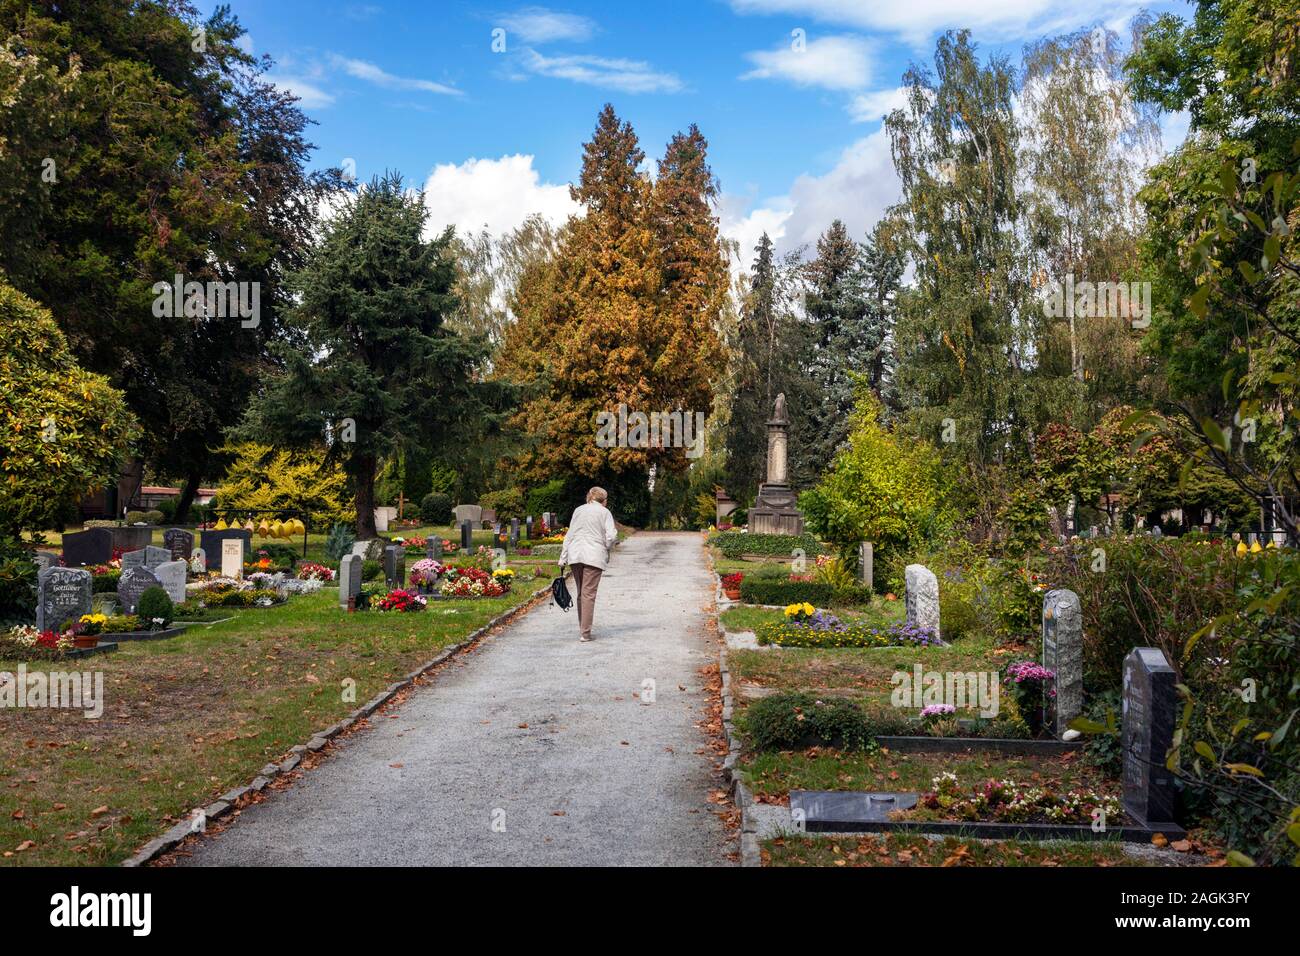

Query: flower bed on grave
[
  {"left": 757, "top": 606, "right": 941, "bottom": 649},
  {"left": 296, "top": 562, "right": 335, "bottom": 582},
  {"left": 373, "top": 588, "right": 426, "bottom": 612},
  {"left": 187, "top": 577, "right": 286, "bottom": 609},
  {"left": 907, "top": 772, "right": 1124, "bottom": 826},
  {"left": 438, "top": 566, "right": 512, "bottom": 598},
  {"left": 2, "top": 624, "right": 76, "bottom": 660}
]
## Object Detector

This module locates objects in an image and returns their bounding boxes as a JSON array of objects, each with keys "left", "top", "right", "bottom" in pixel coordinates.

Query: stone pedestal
[{"left": 749, "top": 393, "right": 804, "bottom": 535}]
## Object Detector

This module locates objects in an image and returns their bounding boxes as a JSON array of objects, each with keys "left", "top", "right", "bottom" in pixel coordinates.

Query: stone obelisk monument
[{"left": 749, "top": 393, "right": 804, "bottom": 535}]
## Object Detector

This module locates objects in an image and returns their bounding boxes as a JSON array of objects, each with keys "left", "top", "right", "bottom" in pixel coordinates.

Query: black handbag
[{"left": 551, "top": 567, "right": 573, "bottom": 611}]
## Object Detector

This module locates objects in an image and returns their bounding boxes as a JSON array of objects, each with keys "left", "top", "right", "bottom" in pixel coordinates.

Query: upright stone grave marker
[
  {"left": 1122, "top": 647, "right": 1181, "bottom": 830},
  {"left": 117, "top": 566, "right": 161, "bottom": 615},
  {"left": 526, "top": 516, "right": 534, "bottom": 541},
  {"left": 36, "top": 567, "right": 92, "bottom": 634},
  {"left": 110, "top": 526, "right": 152, "bottom": 553},
  {"left": 190, "top": 547, "right": 207, "bottom": 574},
  {"left": 542, "top": 512, "right": 552, "bottom": 532},
  {"left": 460, "top": 520, "right": 473, "bottom": 554},
  {"left": 509, "top": 518, "right": 520, "bottom": 550},
  {"left": 164, "top": 528, "right": 194, "bottom": 562},
  {"left": 374, "top": 508, "right": 390, "bottom": 533},
  {"left": 200, "top": 528, "right": 251, "bottom": 561},
  {"left": 452, "top": 504, "right": 482, "bottom": 527},
  {"left": 383, "top": 545, "right": 405, "bottom": 588},
  {"left": 338, "top": 554, "right": 362, "bottom": 608},
  {"left": 155, "top": 560, "right": 188, "bottom": 605},
  {"left": 857, "top": 542, "right": 873, "bottom": 591},
  {"left": 1042, "top": 589, "right": 1084, "bottom": 737},
  {"left": 62, "top": 528, "right": 113, "bottom": 567},
  {"left": 221, "top": 538, "right": 245, "bottom": 580},
  {"left": 904, "top": 564, "right": 940, "bottom": 639},
  {"left": 33, "top": 551, "right": 60, "bottom": 573}
]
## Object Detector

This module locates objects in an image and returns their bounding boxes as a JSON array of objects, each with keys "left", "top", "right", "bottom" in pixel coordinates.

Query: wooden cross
[{"left": 397, "top": 492, "right": 406, "bottom": 520}]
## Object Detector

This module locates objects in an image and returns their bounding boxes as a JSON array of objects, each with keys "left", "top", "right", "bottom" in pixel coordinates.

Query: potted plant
[
  {"left": 721, "top": 572, "right": 743, "bottom": 600},
  {"left": 70, "top": 613, "right": 107, "bottom": 648}
]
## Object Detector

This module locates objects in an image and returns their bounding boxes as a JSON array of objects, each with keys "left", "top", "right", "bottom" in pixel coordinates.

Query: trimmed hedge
[
  {"left": 420, "top": 492, "right": 452, "bottom": 525},
  {"left": 708, "top": 530, "right": 825, "bottom": 560},
  {"left": 737, "top": 577, "right": 870, "bottom": 606},
  {"left": 743, "top": 692, "right": 875, "bottom": 750}
]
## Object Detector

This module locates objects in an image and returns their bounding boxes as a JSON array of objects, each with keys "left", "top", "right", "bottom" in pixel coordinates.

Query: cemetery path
[{"left": 176, "top": 531, "right": 734, "bottom": 866}]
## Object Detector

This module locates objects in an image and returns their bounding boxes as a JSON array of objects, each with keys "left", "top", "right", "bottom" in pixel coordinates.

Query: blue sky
[{"left": 217, "top": 0, "right": 1190, "bottom": 258}]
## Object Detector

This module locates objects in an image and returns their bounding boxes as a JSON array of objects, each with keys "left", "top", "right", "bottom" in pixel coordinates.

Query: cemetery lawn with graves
[{"left": 0, "top": 584, "right": 541, "bottom": 866}]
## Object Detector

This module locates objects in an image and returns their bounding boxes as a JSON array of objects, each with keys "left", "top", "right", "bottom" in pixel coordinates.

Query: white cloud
[
  {"left": 420, "top": 154, "right": 579, "bottom": 238},
  {"left": 521, "top": 49, "right": 683, "bottom": 93},
  {"left": 728, "top": 0, "right": 1147, "bottom": 46},
  {"left": 721, "top": 128, "right": 901, "bottom": 264},
  {"left": 269, "top": 74, "right": 335, "bottom": 109},
  {"left": 328, "top": 54, "right": 462, "bottom": 96},
  {"left": 847, "top": 86, "right": 909, "bottom": 123},
  {"left": 741, "top": 34, "right": 873, "bottom": 90},
  {"left": 498, "top": 6, "right": 597, "bottom": 43}
]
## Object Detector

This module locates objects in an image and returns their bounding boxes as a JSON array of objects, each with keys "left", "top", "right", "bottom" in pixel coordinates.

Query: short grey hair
[{"left": 587, "top": 486, "right": 607, "bottom": 504}]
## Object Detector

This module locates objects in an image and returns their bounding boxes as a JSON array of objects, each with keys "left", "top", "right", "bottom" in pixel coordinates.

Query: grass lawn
[
  {"left": 719, "top": 601, "right": 904, "bottom": 635},
  {"left": 0, "top": 583, "right": 540, "bottom": 866},
  {"left": 762, "top": 832, "right": 1136, "bottom": 867}
]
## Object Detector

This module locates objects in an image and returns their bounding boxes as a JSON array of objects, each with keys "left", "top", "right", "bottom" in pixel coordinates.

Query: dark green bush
[
  {"left": 526, "top": 479, "right": 570, "bottom": 522},
  {"left": 362, "top": 559, "right": 382, "bottom": 582},
  {"left": 737, "top": 577, "right": 869, "bottom": 607},
  {"left": 0, "top": 539, "right": 37, "bottom": 621},
  {"left": 420, "top": 492, "right": 452, "bottom": 525},
  {"left": 324, "top": 523, "right": 355, "bottom": 562},
  {"left": 135, "top": 586, "right": 173, "bottom": 626},
  {"left": 743, "top": 692, "right": 874, "bottom": 750},
  {"left": 92, "top": 570, "right": 121, "bottom": 593},
  {"left": 481, "top": 487, "right": 525, "bottom": 521},
  {"left": 709, "top": 530, "right": 825, "bottom": 560}
]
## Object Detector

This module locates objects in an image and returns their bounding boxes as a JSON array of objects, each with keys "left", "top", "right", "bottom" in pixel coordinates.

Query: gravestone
[
  {"left": 122, "top": 546, "right": 170, "bottom": 571},
  {"left": 1122, "top": 647, "right": 1180, "bottom": 829},
  {"left": 33, "top": 551, "right": 60, "bottom": 573},
  {"left": 460, "top": 520, "right": 473, "bottom": 554},
  {"left": 510, "top": 518, "right": 520, "bottom": 550},
  {"left": 221, "top": 538, "right": 245, "bottom": 579},
  {"left": 338, "top": 554, "right": 362, "bottom": 608},
  {"left": 383, "top": 545, "right": 405, "bottom": 588},
  {"left": 200, "top": 528, "right": 251, "bottom": 561},
  {"left": 110, "top": 526, "right": 153, "bottom": 553},
  {"left": 190, "top": 547, "right": 207, "bottom": 574},
  {"left": 61, "top": 528, "right": 113, "bottom": 566},
  {"left": 542, "top": 512, "right": 553, "bottom": 532},
  {"left": 481, "top": 508, "right": 498, "bottom": 529},
  {"left": 155, "top": 560, "right": 189, "bottom": 604},
  {"left": 117, "top": 566, "right": 161, "bottom": 615},
  {"left": 750, "top": 392, "right": 804, "bottom": 534},
  {"left": 857, "top": 542, "right": 873, "bottom": 591},
  {"left": 425, "top": 537, "right": 442, "bottom": 561},
  {"left": 36, "top": 567, "right": 92, "bottom": 634},
  {"left": 1042, "top": 589, "right": 1084, "bottom": 737},
  {"left": 452, "top": 504, "right": 482, "bottom": 527},
  {"left": 164, "top": 528, "right": 194, "bottom": 562},
  {"left": 374, "top": 508, "right": 389, "bottom": 533},
  {"left": 904, "top": 564, "right": 940, "bottom": 638},
  {"left": 526, "top": 516, "right": 534, "bottom": 541}
]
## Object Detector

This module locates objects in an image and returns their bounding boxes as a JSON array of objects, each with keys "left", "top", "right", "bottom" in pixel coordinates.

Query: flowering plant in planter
[
  {"left": 491, "top": 567, "right": 515, "bottom": 590},
  {"left": 920, "top": 773, "right": 1122, "bottom": 825},
  {"left": 374, "top": 588, "right": 427, "bottom": 612},
  {"left": 1003, "top": 660, "right": 1055, "bottom": 737},
  {"left": 783, "top": 602, "right": 816, "bottom": 622},
  {"left": 297, "top": 562, "right": 335, "bottom": 582},
  {"left": 410, "top": 559, "right": 445, "bottom": 586},
  {"left": 721, "top": 572, "right": 744, "bottom": 594},
  {"left": 440, "top": 567, "right": 505, "bottom": 598}
]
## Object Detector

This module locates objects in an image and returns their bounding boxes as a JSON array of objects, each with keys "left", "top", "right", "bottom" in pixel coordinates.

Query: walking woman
[{"left": 558, "top": 487, "right": 618, "bottom": 642}]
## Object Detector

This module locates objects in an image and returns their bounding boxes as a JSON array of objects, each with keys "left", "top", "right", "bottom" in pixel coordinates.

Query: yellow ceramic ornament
[
  {"left": 1235, "top": 541, "right": 1248, "bottom": 556},
  {"left": 215, "top": 517, "right": 228, "bottom": 530},
  {"left": 257, "top": 519, "right": 271, "bottom": 537}
]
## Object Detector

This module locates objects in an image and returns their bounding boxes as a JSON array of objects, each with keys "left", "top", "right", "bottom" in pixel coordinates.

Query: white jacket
[{"left": 558, "top": 502, "right": 618, "bottom": 569}]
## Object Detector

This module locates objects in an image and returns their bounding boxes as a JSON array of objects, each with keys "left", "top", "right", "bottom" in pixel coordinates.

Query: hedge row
[
  {"left": 737, "top": 577, "right": 869, "bottom": 606},
  {"left": 709, "top": 530, "right": 825, "bottom": 559}
]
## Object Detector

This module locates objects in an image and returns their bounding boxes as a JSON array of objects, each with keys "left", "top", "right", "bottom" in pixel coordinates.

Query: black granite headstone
[
  {"left": 36, "top": 567, "right": 93, "bottom": 634},
  {"left": 1122, "top": 647, "right": 1180, "bottom": 828},
  {"left": 61, "top": 528, "right": 113, "bottom": 566},
  {"left": 460, "top": 520, "right": 472, "bottom": 554},
  {"left": 110, "top": 526, "right": 153, "bottom": 552},
  {"left": 200, "top": 528, "right": 252, "bottom": 559},
  {"left": 163, "top": 528, "right": 194, "bottom": 562},
  {"left": 509, "top": 518, "right": 520, "bottom": 550},
  {"left": 383, "top": 545, "right": 405, "bottom": 588},
  {"left": 789, "top": 790, "right": 920, "bottom": 832}
]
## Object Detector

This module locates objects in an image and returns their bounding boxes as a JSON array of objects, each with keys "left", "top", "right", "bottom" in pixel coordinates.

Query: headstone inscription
[
  {"left": 164, "top": 528, "right": 194, "bottom": 562},
  {"left": 36, "top": 567, "right": 92, "bottom": 634},
  {"left": 221, "top": 538, "right": 245, "bottom": 579},
  {"left": 1042, "top": 589, "right": 1084, "bottom": 737},
  {"left": 904, "top": 564, "right": 940, "bottom": 638},
  {"left": 61, "top": 528, "right": 113, "bottom": 566},
  {"left": 1122, "top": 647, "right": 1181, "bottom": 829},
  {"left": 117, "top": 566, "right": 161, "bottom": 615},
  {"left": 338, "top": 554, "right": 362, "bottom": 608},
  {"left": 155, "top": 560, "right": 188, "bottom": 604}
]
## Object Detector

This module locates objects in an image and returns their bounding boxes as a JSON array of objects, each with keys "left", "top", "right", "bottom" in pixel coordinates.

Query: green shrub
[
  {"left": 481, "top": 487, "right": 525, "bottom": 521},
  {"left": 324, "top": 523, "right": 355, "bottom": 562},
  {"left": 99, "top": 614, "right": 141, "bottom": 633},
  {"left": 742, "top": 692, "right": 874, "bottom": 751},
  {"left": 738, "top": 577, "right": 868, "bottom": 607},
  {"left": 156, "top": 498, "right": 178, "bottom": 523},
  {"left": 757, "top": 616, "right": 941, "bottom": 649},
  {"left": 91, "top": 569, "right": 121, "bottom": 593},
  {"left": 135, "top": 586, "right": 173, "bottom": 626},
  {"left": 420, "top": 492, "right": 452, "bottom": 525},
  {"left": 362, "top": 559, "right": 382, "bottom": 582},
  {"left": 708, "top": 530, "right": 825, "bottom": 560},
  {"left": 526, "top": 479, "right": 570, "bottom": 522},
  {"left": 0, "top": 540, "right": 38, "bottom": 621}
]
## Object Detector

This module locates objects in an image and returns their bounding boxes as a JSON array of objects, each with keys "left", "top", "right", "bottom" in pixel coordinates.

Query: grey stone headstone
[
  {"left": 120, "top": 548, "right": 146, "bottom": 570},
  {"left": 61, "top": 527, "right": 113, "bottom": 566},
  {"left": 190, "top": 547, "right": 207, "bottom": 574},
  {"left": 526, "top": 516, "right": 534, "bottom": 541},
  {"left": 1122, "top": 647, "right": 1180, "bottom": 828},
  {"left": 36, "top": 567, "right": 92, "bottom": 634},
  {"left": 155, "top": 560, "right": 188, "bottom": 604},
  {"left": 110, "top": 526, "right": 153, "bottom": 553},
  {"left": 481, "top": 508, "right": 498, "bottom": 529},
  {"left": 857, "top": 541, "right": 873, "bottom": 590},
  {"left": 1042, "top": 588, "right": 1083, "bottom": 737},
  {"left": 542, "top": 512, "right": 553, "bottom": 531},
  {"left": 164, "top": 528, "right": 194, "bottom": 562},
  {"left": 33, "top": 551, "right": 60, "bottom": 573},
  {"left": 460, "top": 520, "right": 473, "bottom": 554},
  {"left": 117, "top": 565, "right": 162, "bottom": 615},
  {"left": 425, "top": 536, "right": 442, "bottom": 561},
  {"left": 383, "top": 545, "right": 405, "bottom": 588},
  {"left": 904, "top": 564, "right": 940, "bottom": 639},
  {"left": 509, "top": 518, "right": 520, "bottom": 550},
  {"left": 1151, "top": 525, "right": 1162, "bottom": 538},
  {"left": 338, "top": 554, "right": 362, "bottom": 607},
  {"left": 452, "top": 504, "right": 482, "bottom": 526}
]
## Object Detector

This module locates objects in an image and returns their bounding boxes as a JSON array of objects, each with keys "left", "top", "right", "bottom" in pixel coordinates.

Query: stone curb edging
[
  {"left": 120, "top": 574, "right": 567, "bottom": 868},
  {"left": 719, "top": 646, "right": 761, "bottom": 868}
]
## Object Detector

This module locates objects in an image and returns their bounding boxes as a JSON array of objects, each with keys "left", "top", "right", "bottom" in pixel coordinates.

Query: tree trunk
[
  {"left": 354, "top": 453, "right": 378, "bottom": 538},
  {"left": 175, "top": 471, "right": 202, "bottom": 524}
]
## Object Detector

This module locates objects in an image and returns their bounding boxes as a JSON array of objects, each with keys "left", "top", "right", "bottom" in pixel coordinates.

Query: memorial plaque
[
  {"left": 221, "top": 538, "right": 245, "bottom": 579},
  {"left": 117, "top": 566, "right": 161, "bottom": 615},
  {"left": 61, "top": 528, "right": 113, "bottom": 566},
  {"left": 1122, "top": 647, "right": 1180, "bottom": 828},
  {"left": 789, "top": 790, "right": 920, "bottom": 832},
  {"left": 36, "top": 567, "right": 92, "bottom": 634},
  {"left": 164, "top": 528, "right": 194, "bottom": 562}
]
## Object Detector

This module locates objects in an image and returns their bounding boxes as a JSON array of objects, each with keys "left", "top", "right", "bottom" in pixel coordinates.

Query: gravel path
[{"left": 177, "top": 531, "right": 733, "bottom": 866}]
